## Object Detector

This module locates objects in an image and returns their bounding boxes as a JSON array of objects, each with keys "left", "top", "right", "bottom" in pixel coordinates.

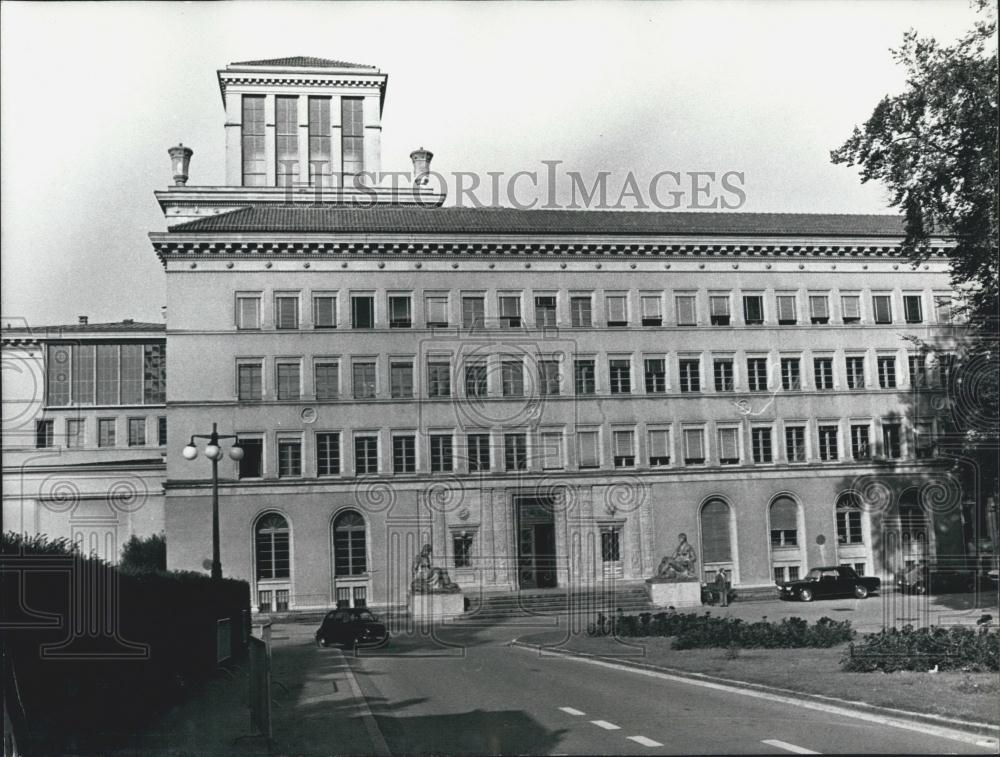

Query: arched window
[
  {"left": 899, "top": 504, "right": 927, "bottom": 541},
  {"left": 255, "top": 513, "right": 290, "bottom": 580},
  {"left": 701, "top": 499, "right": 732, "bottom": 563},
  {"left": 333, "top": 510, "right": 367, "bottom": 576},
  {"left": 836, "top": 493, "right": 863, "bottom": 545},
  {"left": 769, "top": 497, "right": 798, "bottom": 547}
]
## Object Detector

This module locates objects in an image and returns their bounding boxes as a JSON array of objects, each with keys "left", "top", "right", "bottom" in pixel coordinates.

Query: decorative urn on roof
[
  {"left": 410, "top": 147, "right": 433, "bottom": 186},
  {"left": 168, "top": 143, "right": 194, "bottom": 186}
]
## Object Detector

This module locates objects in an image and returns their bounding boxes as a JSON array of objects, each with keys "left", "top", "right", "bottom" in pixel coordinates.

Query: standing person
[{"left": 715, "top": 569, "right": 730, "bottom": 607}]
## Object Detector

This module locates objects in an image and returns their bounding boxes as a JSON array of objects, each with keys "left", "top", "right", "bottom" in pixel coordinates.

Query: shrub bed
[
  {"left": 593, "top": 610, "right": 855, "bottom": 649},
  {"left": 842, "top": 625, "right": 1000, "bottom": 672}
]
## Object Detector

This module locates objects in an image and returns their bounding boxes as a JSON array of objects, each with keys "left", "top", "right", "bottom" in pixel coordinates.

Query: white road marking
[
  {"left": 559, "top": 706, "right": 586, "bottom": 716},
  {"left": 590, "top": 719, "right": 621, "bottom": 730},
  {"left": 513, "top": 644, "right": 998, "bottom": 749},
  {"left": 761, "top": 739, "right": 820, "bottom": 754},
  {"left": 627, "top": 735, "right": 664, "bottom": 747}
]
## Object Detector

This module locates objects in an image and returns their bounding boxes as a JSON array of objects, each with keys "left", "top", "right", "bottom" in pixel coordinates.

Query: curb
[{"left": 510, "top": 638, "right": 1000, "bottom": 742}]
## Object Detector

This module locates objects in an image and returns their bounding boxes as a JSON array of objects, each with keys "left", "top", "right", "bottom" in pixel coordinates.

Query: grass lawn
[{"left": 523, "top": 630, "right": 1000, "bottom": 726}]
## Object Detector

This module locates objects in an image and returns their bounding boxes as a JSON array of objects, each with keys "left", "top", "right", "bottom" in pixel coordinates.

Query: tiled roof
[
  {"left": 2, "top": 321, "right": 165, "bottom": 335},
  {"left": 169, "top": 206, "right": 908, "bottom": 238},
  {"left": 230, "top": 56, "right": 376, "bottom": 69}
]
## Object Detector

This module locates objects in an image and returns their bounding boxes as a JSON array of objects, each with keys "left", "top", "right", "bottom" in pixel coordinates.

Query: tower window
[{"left": 341, "top": 97, "right": 364, "bottom": 176}]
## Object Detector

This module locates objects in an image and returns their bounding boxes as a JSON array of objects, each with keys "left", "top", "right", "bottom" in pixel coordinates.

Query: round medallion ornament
[
  {"left": 300, "top": 407, "right": 317, "bottom": 424},
  {"left": 458, "top": 507, "right": 470, "bottom": 521}
]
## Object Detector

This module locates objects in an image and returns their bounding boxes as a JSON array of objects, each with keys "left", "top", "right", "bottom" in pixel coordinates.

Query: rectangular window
[
  {"left": 718, "top": 427, "right": 740, "bottom": 465},
  {"left": 71, "top": 344, "right": 95, "bottom": 405},
  {"left": 98, "top": 418, "right": 116, "bottom": 448},
  {"left": 499, "top": 295, "right": 522, "bottom": 327},
  {"left": 818, "top": 425, "right": 839, "bottom": 461},
  {"left": 845, "top": 356, "right": 865, "bottom": 390},
  {"left": 238, "top": 436, "right": 264, "bottom": 478},
  {"left": 120, "top": 345, "right": 143, "bottom": 405},
  {"left": 850, "top": 424, "right": 870, "bottom": 460},
  {"left": 609, "top": 359, "right": 631, "bottom": 394},
  {"left": 747, "top": 358, "right": 768, "bottom": 392},
  {"left": 238, "top": 363, "right": 263, "bottom": 401},
  {"left": 95, "top": 344, "right": 118, "bottom": 405},
  {"left": 315, "top": 361, "right": 340, "bottom": 400},
  {"left": 275, "top": 96, "right": 298, "bottom": 187},
  {"left": 501, "top": 359, "right": 524, "bottom": 396},
  {"left": 676, "top": 295, "right": 697, "bottom": 326},
  {"left": 317, "top": 432, "right": 341, "bottom": 476},
  {"left": 785, "top": 425, "right": 806, "bottom": 462},
  {"left": 278, "top": 438, "right": 302, "bottom": 477},
  {"left": 872, "top": 294, "right": 893, "bottom": 324},
  {"left": 453, "top": 533, "right": 473, "bottom": 568},
  {"left": 814, "top": 357, "right": 834, "bottom": 390},
  {"left": 575, "top": 360, "right": 596, "bottom": 395},
  {"left": 503, "top": 433, "right": 527, "bottom": 471},
  {"left": 776, "top": 295, "right": 797, "bottom": 325},
  {"left": 570, "top": 296, "right": 592, "bottom": 327},
  {"left": 534, "top": 296, "right": 557, "bottom": 327},
  {"left": 467, "top": 433, "right": 491, "bottom": 472},
  {"left": 644, "top": 358, "right": 666, "bottom": 393},
  {"left": 781, "top": 358, "right": 801, "bottom": 391},
  {"left": 341, "top": 96, "right": 364, "bottom": 175},
  {"left": 388, "top": 295, "right": 412, "bottom": 328},
  {"left": 841, "top": 295, "right": 861, "bottom": 324},
  {"left": 751, "top": 427, "right": 773, "bottom": 463},
  {"left": 66, "top": 418, "right": 85, "bottom": 449},
  {"left": 351, "top": 295, "right": 375, "bottom": 329},
  {"left": 683, "top": 428, "right": 705, "bottom": 465},
  {"left": 613, "top": 429, "right": 635, "bottom": 468},
  {"left": 127, "top": 417, "right": 146, "bottom": 447},
  {"left": 464, "top": 360, "right": 487, "bottom": 398},
  {"left": 640, "top": 295, "right": 662, "bottom": 326},
  {"left": 393, "top": 435, "right": 416, "bottom": 473},
  {"left": 241, "top": 95, "right": 265, "bottom": 186},
  {"left": 837, "top": 508, "right": 863, "bottom": 545},
  {"left": 605, "top": 295, "right": 627, "bottom": 327},
  {"left": 538, "top": 360, "right": 560, "bottom": 396},
  {"left": 276, "top": 362, "right": 301, "bottom": 401},
  {"left": 903, "top": 295, "right": 923, "bottom": 324},
  {"left": 275, "top": 295, "right": 299, "bottom": 330},
  {"left": 882, "top": 423, "right": 902, "bottom": 459},
  {"left": 352, "top": 362, "right": 376, "bottom": 399},
  {"left": 934, "top": 294, "right": 953, "bottom": 324},
  {"left": 354, "top": 435, "right": 378, "bottom": 474},
  {"left": 236, "top": 294, "right": 261, "bottom": 330},
  {"left": 714, "top": 359, "right": 734, "bottom": 392},
  {"left": 601, "top": 528, "right": 621, "bottom": 564},
  {"left": 390, "top": 361, "right": 414, "bottom": 399},
  {"left": 426, "top": 295, "right": 449, "bottom": 328},
  {"left": 462, "top": 296, "right": 485, "bottom": 329},
  {"left": 35, "top": 419, "right": 53, "bottom": 448},
  {"left": 308, "top": 96, "right": 331, "bottom": 186},
  {"left": 427, "top": 361, "right": 451, "bottom": 398},
  {"left": 648, "top": 429, "right": 670, "bottom": 466},
  {"left": 709, "top": 295, "right": 730, "bottom": 326},
  {"left": 577, "top": 430, "right": 600, "bottom": 469},
  {"left": 143, "top": 344, "right": 165, "bottom": 405},
  {"left": 679, "top": 358, "right": 700, "bottom": 393},
  {"left": 540, "top": 431, "right": 564, "bottom": 470},
  {"left": 908, "top": 354, "right": 927, "bottom": 387},
  {"left": 430, "top": 434, "right": 454, "bottom": 472},
  {"left": 809, "top": 295, "right": 829, "bottom": 324},
  {"left": 312, "top": 295, "right": 337, "bottom": 329},
  {"left": 914, "top": 422, "right": 934, "bottom": 459},
  {"left": 743, "top": 295, "right": 764, "bottom": 325},
  {"left": 877, "top": 356, "right": 897, "bottom": 388}
]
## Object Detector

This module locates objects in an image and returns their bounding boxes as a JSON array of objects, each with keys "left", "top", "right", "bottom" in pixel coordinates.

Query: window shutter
[
  {"left": 684, "top": 429, "right": 704, "bottom": 459},
  {"left": 873, "top": 295, "right": 891, "bottom": 323},
  {"left": 809, "top": 295, "right": 828, "bottom": 320},
  {"left": 649, "top": 430, "right": 669, "bottom": 458},
  {"left": 776, "top": 296, "right": 796, "bottom": 322},
  {"left": 578, "top": 431, "right": 599, "bottom": 467},
  {"left": 934, "top": 295, "right": 952, "bottom": 323},
  {"left": 676, "top": 296, "right": 696, "bottom": 325},
  {"left": 427, "top": 297, "right": 448, "bottom": 324},
  {"left": 541, "top": 433, "right": 562, "bottom": 469},
  {"left": 718, "top": 428, "right": 739, "bottom": 460},
  {"left": 314, "top": 297, "right": 335, "bottom": 327},
  {"left": 613, "top": 430, "right": 634, "bottom": 457},
  {"left": 710, "top": 296, "right": 730, "bottom": 317},
  {"left": 500, "top": 296, "right": 520, "bottom": 317},
  {"left": 701, "top": 500, "right": 732, "bottom": 562},
  {"left": 607, "top": 296, "right": 627, "bottom": 322},
  {"left": 770, "top": 497, "right": 797, "bottom": 531},
  {"left": 641, "top": 296, "right": 661, "bottom": 319},
  {"left": 841, "top": 295, "right": 860, "bottom": 320}
]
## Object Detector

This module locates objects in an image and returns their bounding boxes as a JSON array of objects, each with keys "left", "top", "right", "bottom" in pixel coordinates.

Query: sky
[{"left": 0, "top": 0, "right": 983, "bottom": 327}]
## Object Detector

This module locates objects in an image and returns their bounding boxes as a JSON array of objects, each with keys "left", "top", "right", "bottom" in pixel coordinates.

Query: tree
[
  {"left": 831, "top": 2, "right": 999, "bottom": 565},
  {"left": 120, "top": 532, "right": 167, "bottom": 573}
]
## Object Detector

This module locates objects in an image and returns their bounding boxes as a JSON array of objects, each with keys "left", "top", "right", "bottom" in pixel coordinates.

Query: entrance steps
[{"left": 459, "top": 583, "right": 654, "bottom": 620}]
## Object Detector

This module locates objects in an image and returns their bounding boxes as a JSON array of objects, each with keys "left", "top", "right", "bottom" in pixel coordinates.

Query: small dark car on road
[
  {"left": 778, "top": 565, "right": 880, "bottom": 602},
  {"left": 315, "top": 608, "right": 390, "bottom": 648}
]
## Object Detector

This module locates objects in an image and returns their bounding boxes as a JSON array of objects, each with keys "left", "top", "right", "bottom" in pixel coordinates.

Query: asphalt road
[{"left": 301, "top": 619, "right": 999, "bottom": 756}]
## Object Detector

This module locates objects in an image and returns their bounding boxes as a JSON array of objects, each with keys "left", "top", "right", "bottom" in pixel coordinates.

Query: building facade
[
  {"left": 150, "top": 57, "right": 964, "bottom": 613},
  {"left": 1, "top": 319, "right": 167, "bottom": 562}
]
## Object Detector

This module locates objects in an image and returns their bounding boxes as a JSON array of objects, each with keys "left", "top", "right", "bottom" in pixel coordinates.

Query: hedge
[{"left": 842, "top": 625, "right": 1000, "bottom": 672}]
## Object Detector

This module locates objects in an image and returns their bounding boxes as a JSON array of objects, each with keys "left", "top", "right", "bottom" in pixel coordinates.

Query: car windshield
[{"left": 354, "top": 610, "right": 377, "bottom": 622}]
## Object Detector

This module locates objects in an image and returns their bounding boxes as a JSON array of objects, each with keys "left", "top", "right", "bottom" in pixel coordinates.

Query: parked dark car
[
  {"left": 778, "top": 566, "right": 880, "bottom": 602},
  {"left": 315, "top": 608, "right": 390, "bottom": 648}
]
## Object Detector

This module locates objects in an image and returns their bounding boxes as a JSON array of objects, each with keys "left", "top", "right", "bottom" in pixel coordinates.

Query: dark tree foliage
[{"left": 119, "top": 532, "right": 167, "bottom": 572}]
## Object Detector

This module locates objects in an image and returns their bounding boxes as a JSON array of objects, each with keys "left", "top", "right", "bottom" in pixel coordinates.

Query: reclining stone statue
[
  {"left": 654, "top": 533, "right": 699, "bottom": 581},
  {"left": 411, "top": 544, "right": 461, "bottom": 593}
]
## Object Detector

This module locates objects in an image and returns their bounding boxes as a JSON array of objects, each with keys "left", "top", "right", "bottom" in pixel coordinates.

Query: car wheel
[
  {"left": 798, "top": 588, "right": 813, "bottom": 602},
  {"left": 316, "top": 636, "right": 326, "bottom": 648},
  {"left": 914, "top": 581, "right": 927, "bottom": 595},
  {"left": 853, "top": 585, "right": 869, "bottom": 599}
]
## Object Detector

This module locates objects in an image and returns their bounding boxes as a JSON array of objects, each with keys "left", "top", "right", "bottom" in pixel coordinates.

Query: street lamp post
[{"left": 183, "top": 423, "right": 243, "bottom": 580}]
